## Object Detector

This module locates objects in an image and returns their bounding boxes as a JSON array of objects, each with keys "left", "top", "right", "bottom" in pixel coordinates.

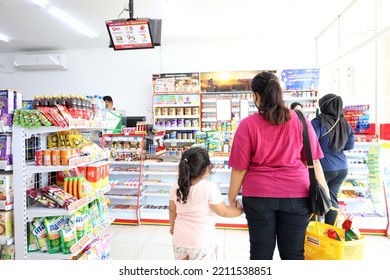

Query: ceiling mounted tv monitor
[{"left": 106, "top": 19, "right": 154, "bottom": 50}]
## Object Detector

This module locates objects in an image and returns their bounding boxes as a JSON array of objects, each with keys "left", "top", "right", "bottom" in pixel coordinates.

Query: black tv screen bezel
[{"left": 106, "top": 19, "right": 154, "bottom": 50}]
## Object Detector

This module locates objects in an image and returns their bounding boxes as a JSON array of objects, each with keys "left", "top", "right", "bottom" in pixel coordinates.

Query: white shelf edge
[
  {"left": 0, "top": 236, "right": 14, "bottom": 245},
  {"left": 143, "top": 171, "right": 178, "bottom": 176},
  {"left": 0, "top": 201, "right": 14, "bottom": 211},
  {"left": 105, "top": 194, "right": 138, "bottom": 200},
  {"left": 142, "top": 182, "right": 173, "bottom": 187},
  {"left": 109, "top": 185, "right": 139, "bottom": 190},
  {"left": 163, "top": 127, "right": 200, "bottom": 131},
  {"left": 0, "top": 161, "right": 12, "bottom": 171},
  {"left": 109, "top": 171, "right": 140, "bottom": 175},
  {"left": 108, "top": 161, "right": 142, "bottom": 165},
  {"left": 142, "top": 192, "right": 169, "bottom": 197},
  {"left": 26, "top": 152, "right": 110, "bottom": 175},
  {"left": 26, "top": 185, "right": 111, "bottom": 221},
  {"left": 154, "top": 103, "right": 200, "bottom": 108},
  {"left": 164, "top": 139, "right": 195, "bottom": 143}
]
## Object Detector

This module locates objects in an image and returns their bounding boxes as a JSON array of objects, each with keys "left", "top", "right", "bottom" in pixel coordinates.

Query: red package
[
  {"left": 55, "top": 104, "right": 71, "bottom": 126},
  {"left": 26, "top": 188, "right": 59, "bottom": 208},
  {"left": 41, "top": 185, "right": 77, "bottom": 208}
]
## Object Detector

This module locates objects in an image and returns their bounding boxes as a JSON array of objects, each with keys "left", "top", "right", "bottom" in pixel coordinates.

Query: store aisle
[{"left": 105, "top": 224, "right": 390, "bottom": 260}]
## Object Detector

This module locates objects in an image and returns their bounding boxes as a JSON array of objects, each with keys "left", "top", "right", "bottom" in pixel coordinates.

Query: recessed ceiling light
[
  {"left": 0, "top": 34, "right": 10, "bottom": 43},
  {"left": 31, "top": 0, "right": 98, "bottom": 38}
]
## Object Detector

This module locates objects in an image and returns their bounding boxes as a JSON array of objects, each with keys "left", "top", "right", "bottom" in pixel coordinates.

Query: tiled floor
[{"left": 106, "top": 224, "right": 390, "bottom": 260}]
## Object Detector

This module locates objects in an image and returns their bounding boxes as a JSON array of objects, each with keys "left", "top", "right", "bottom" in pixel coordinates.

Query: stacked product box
[
  {"left": 0, "top": 89, "right": 22, "bottom": 126},
  {"left": 85, "top": 162, "right": 109, "bottom": 190},
  {"left": 0, "top": 135, "right": 12, "bottom": 165},
  {"left": 0, "top": 173, "right": 13, "bottom": 207},
  {"left": 0, "top": 210, "right": 13, "bottom": 239}
]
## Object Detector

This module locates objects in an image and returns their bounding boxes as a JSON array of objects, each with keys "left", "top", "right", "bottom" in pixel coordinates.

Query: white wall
[{"left": 0, "top": 36, "right": 317, "bottom": 121}]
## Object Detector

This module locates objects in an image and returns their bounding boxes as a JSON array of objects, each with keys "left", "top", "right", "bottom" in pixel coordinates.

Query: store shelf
[
  {"left": 212, "top": 168, "right": 231, "bottom": 173},
  {"left": 154, "top": 103, "right": 200, "bottom": 108},
  {"left": 0, "top": 124, "right": 12, "bottom": 133},
  {"left": 109, "top": 171, "right": 140, "bottom": 175},
  {"left": 164, "top": 139, "right": 195, "bottom": 143},
  {"left": 26, "top": 151, "right": 110, "bottom": 175},
  {"left": 0, "top": 201, "right": 13, "bottom": 211},
  {"left": 0, "top": 236, "right": 14, "bottom": 246},
  {"left": 0, "top": 161, "right": 12, "bottom": 171},
  {"left": 105, "top": 194, "right": 139, "bottom": 200},
  {"left": 154, "top": 115, "right": 200, "bottom": 119},
  {"left": 108, "top": 161, "right": 142, "bottom": 165},
  {"left": 109, "top": 185, "right": 139, "bottom": 190},
  {"left": 143, "top": 162, "right": 179, "bottom": 167},
  {"left": 143, "top": 171, "right": 178, "bottom": 176},
  {"left": 27, "top": 216, "right": 114, "bottom": 260},
  {"left": 143, "top": 191, "right": 169, "bottom": 197},
  {"left": 26, "top": 185, "right": 111, "bottom": 221},
  {"left": 163, "top": 127, "right": 199, "bottom": 131},
  {"left": 142, "top": 182, "right": 173, "bottom": 187}
]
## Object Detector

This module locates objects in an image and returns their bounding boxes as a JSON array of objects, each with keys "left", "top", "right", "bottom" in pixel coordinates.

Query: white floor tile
[
  {"left": 109, "top": 243, "right": 145, "bottom": 260},
  {"left": 224, "top": 247, "right": 250, "bottom": 260},
  {"left": 146, "top": 225, "right": 172, "bottom": 245},
  {"left": 110, "top": 224, "right": 157, "bottom": 244},
  {"left": 103, "top": 224, "right": 124, "bottom": 240},
  {"left": 136, "top": 244, "right": 173, "bottom": 260}
]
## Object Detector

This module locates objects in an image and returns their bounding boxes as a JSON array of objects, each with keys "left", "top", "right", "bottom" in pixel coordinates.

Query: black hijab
[{"left": 316, "top": 94, "right": 350, "bottom": 152}]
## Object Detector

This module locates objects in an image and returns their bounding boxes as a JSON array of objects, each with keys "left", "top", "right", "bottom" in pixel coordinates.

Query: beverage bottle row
[{"left": 32, "top": 94, "right": 107, "bottom": 121}]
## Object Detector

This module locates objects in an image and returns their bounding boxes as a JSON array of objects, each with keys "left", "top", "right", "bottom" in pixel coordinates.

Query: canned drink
[
  {"left": 51, "top": 149, "right": 61, "bottom": 166},
  {"left": 192, "top": 107, "right": 199, "bottom": 115},
  {"left": 61, "top": 149, "right": 70, "bottom": 166},
  {"left": 161, "top": 108, "right": 168, "bottom": 115},
  {"left": 184, "top": 119, "right": 191, "bottom": 127},
  {"left": 176, "top": 133, "right": 182, "bottom": 140},
  {"left": 35, "top": 150, "right": 44, "bottom": 166},
  {"left": 184, "top": 108, "right": 192, "bottom": 115},
  {"left": 168, "top": 108, "right": 176, "bottom": 115},
  {"left": 182, "top": 133, "right": 187, "bottom": 140},
  {"left": 177, "top": 119, "right": 184, "bottom": 127},
  {"left": 176, "top": 108, "right": 184, "bottom": 115},
  {"left": 154, "top": 107, "right": 161, "bottom": 115},
  {"left": 170, "top": 119, "right": 177, "bottom": 127},
  {"left": 191, "top": 119, "right": 199, "bottom": 127},
  {"left": 169, "top": 131, "right": 177, "bottom": 139},
  {"left": 187, "top": 132, "right": 193, "bottom": 140},
  {"left": 43, "top": 150, "right": 51, "bottom": 166},
  {"left": 164, "top": 121, "right": 171, "bottom": 127}
]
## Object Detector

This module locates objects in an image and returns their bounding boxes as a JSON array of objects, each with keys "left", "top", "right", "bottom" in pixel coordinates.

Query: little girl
[{"left": 169, "top": 147, "right": 243, "bottom": 260}]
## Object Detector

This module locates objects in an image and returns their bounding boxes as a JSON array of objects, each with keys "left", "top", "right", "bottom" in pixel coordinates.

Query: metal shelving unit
[{"left": 12, "top": 125, "right": 113, "bottom": 260}]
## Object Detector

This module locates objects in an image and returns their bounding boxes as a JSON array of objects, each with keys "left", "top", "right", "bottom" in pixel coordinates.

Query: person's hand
[
  {"left": 236, "top": 200, "right": 244, "bottom": 214},
  {"left": 229, "top": 199, "right": 237, "bottom": 207},
  {"left": 169, "top": 225, "right": 174, "bottom": 235}
]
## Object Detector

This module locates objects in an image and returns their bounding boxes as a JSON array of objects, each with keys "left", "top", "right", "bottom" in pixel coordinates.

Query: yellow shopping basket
[{"left": 304, "top": 217, "right": 365, "bottom": 260}]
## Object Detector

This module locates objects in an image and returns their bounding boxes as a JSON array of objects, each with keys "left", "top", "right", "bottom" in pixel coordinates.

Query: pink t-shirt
[
  {"left": 169, "top": 179, "right": 224, "bottom": 248},
  {"left": 228, "top": 111, "right": 323, "bottom": 198}
]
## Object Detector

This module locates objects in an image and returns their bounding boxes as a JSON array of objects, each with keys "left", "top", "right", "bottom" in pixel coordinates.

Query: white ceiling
[{"left": 0, "top": 0, "right": 353, "bottom": 53}]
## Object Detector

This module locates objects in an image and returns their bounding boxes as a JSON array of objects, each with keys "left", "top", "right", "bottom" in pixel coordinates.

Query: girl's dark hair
[
  {"left": 177, "top": 147, "right": 211, "bottom": 204},
  {"left": 251, "top": 72, "right": 290, "bottom": 125}
]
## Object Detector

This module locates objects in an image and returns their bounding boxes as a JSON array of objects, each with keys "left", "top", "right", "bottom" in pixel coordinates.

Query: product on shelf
[
  {"left": 0, "top": 174, "right": 13, "bottom": 207},
  {"left": 0, "top": 210, "right": 13, "bottom": 238}
]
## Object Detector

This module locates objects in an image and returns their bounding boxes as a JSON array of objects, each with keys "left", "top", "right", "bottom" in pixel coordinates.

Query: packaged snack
[
  {"left": 26, "top": 188, "right": 59, "bottom": 208},
  {"left": 97, "top": 196, "right": 109, "bottom": 221},
  {"left": 0, "top": 210, "right": 13, "bottom": 238},
  {"left": 0, "top": 244, "right": 15, "bottom": 260},
  {"left": 73, "top": 209, "right": 87, "bottom": 240},
  {"left": 0, "top": 173, "right": 13, "bottom": 206},
  {"left": 27, "top": 222, "right": 39, "bottom": 252},
  {"left": 47, "top": 134, "right": 59, "bottom": 148},
  {"left": 44, "top": 216, "right": 65, "bottom": 254},
  {"left": 60, "top": 222, "right": 77, "bottom": 254},
  {"left": 89, "top": 200, "right": 101, "bottom": 227},
  {"left": 32, "top": 218, "right": 49, "bottom": 252},
  {"left": 41, "top": 185, "right": 77, "bottom": 209}
]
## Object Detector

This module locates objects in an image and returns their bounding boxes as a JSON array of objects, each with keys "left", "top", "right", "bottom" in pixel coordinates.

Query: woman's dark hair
[
  {"left": 177, "top": 147, "right": 211, "bottom": 204},
  {"left": 290, "top": 102, "right": 303, "bottom": 110},
  {"left": 251, "top": 72, "right": 290, "bottom": 125}
]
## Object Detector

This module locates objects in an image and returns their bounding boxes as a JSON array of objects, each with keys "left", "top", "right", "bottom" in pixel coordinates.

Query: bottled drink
[{"left": 32, "top": 95, "right": 41, "bottom": 109}]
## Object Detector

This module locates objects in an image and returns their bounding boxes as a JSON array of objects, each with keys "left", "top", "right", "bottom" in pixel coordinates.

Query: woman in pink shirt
[
  {"left": 169, "top": 147, "right": 243, "bottom": 260},
  {"left": 228, "top": 72, "right": 329, "bottom": 260}
]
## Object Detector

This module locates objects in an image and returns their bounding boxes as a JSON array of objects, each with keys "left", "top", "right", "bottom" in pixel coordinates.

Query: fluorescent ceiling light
[
  {"left": 31, "top": 0, "right": 98, "bottom": 38},
  {"left": 0, "top": 34, "right": 10, "bottom": 43}
]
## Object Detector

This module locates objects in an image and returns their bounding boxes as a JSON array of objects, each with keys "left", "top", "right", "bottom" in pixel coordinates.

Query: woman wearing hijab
[{"left": 311, "top": 94, "right": 355, "bottom": 225}]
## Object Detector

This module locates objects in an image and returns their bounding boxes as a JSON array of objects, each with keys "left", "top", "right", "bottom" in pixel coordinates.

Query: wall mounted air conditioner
[{"left": 14, "top": 53, "right": 68, "bottom": 70}]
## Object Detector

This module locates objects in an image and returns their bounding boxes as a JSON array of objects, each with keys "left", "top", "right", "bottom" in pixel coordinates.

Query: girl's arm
[
  {"left": 228, "top": 168, "right": 247, "bottom": 206},
  {"left": 210, "top": 201, "right": 243, "bottom": 218},
  {"left": 169, "top": 200, "right": 177, "bottom": 235},
  {"left": 313, "top": 159, "right": 330, "bottom": 198}
]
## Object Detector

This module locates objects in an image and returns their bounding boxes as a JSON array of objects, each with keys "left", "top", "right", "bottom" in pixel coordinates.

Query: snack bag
[
  {"left": 89, "top": 200, "right": 101, "bottom": 227},
  {"left": 32, "top": 218, "right": 49, "bottom": 252},
  {"left": 325, "top": 228, "right": 341, "bottom": 241},
  {"left": 97, "top": 196, "right": 109, "bottom": 221},
  {"left": 27, "top": 222, "right": 39, "bottom": 252},
  {"left": 44, "top": 216, "right": 66, "bottom": 253},
  {"left": 73, "top": 208, "right": 87, "bottom": 240},
  {"left": 0, "top": 244, "right": 15, "bottom": 260},
  {"left": 60, "top": 222, "right": 77, "bottom": 254},
  {"left": 26, "top": 188, "right": 59, "bottom": 208},
  {"left": 41, "top": 185, "right": 77, "bottom": 209}
]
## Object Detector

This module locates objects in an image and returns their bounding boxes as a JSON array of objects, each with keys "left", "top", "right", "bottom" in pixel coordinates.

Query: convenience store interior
[{"left": 1, "top": 0, "right": 390, "bottom": 261}]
